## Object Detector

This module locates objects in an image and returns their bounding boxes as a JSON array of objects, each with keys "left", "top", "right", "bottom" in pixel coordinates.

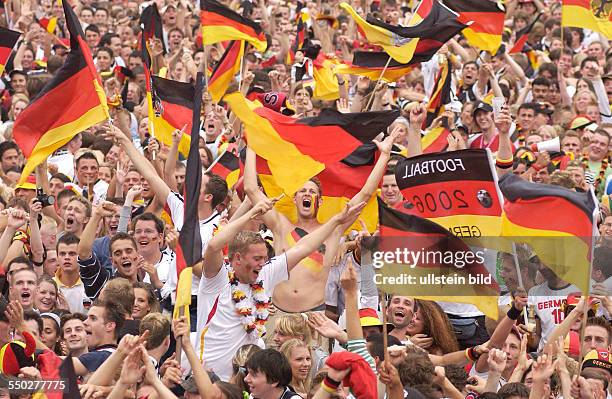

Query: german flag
[
  {"left": 259, "top": 143, "right": 380, "bottom": 233},
  {"left": 174, "top": 73, "right": 205, "bottom": 326},
  {"left": 139, "top": 3, "right": 166, "bottom": 68},
  {"left": 150, "top": 75, "right": 195, "bottom": 157},
  {"left": 200, "top": 0, "right": 267, "bottom": 52},
  {"left": 0, "top": 27, "right": 20, "bottom": 76},
  {"left": 421, "top": 127, "right": 450, "bottom": 154},
  {"left": 395, "top": 149, "right": 503, "bottom": 237},
  {"left": 225, "top": 91, "right": 398, "bottom": 194},
  {"left": 312, "top": 53, "right": 341, "bottom": 101},
  {"left": 377, "top": 198, "right": 499, "bottom": 318},
  {"left": 341, "top": 0, "right": 466, "bottom": 63},
  {"left": 37, "top": 16, "right": 57, "bottom": 34},
  {"left": 209, "top": 150, "right": 240, "bottom": 189},
  {"left": 498, "top": 173, "right": 597, "bottom": 294},
  {"left": 509, "top": 12, "right": 543, "bottom": 54},
  {"left": 36, "top": 351, "right": 82, "bottom": 399},
  {"left": 335, "top": 51, "right": 414, "bottom": 83},
  {"left": 444, "top": 0, "right": 505, "bottom": 54},
  {"left": 208, "top": 40, "right": 244, "bottom": 103},
  {"left": 286, "top": 16, "right": 306, "bottom": 64},
  {"left": 425, "top": 57, "right": 452, "bottom": 127},
  {"left": 562, "top": 0, "right": 612, "bottom": 39},
  {"left": 13, "top": 0, "right": 109, "bottom": 184}
]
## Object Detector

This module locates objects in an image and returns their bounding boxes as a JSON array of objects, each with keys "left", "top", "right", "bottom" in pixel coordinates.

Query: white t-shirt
[
  {"left": 143, "top": 247, "right": 175, "bottom": 286},
  {"left": 165, "top": 192, "right": 221, "bottom": 296},
  {"left": 195, "top": 255, "right": 289, "bottom": 381},
  {"left": 528, "top": 283, "right": 579, "bottom": 350}
]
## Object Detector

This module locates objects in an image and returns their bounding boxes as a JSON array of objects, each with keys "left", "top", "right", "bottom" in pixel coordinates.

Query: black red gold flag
[
  {"left": 139, "top": 3, "right": 166, "bottom": 68},
  {"left": 0, "top": 27, "right": 20, "bottom": 76},
  {"left": 150, "top": 75, "right": 195, "bottom": 157},
  {"left": 562, "top": 0, "right": 612, "bottom": 39},
  {"left": 335, "top": 51, "right": 414, "bottom": 83},
  {"left": 509, "top": 12, "right": 543, "bottom": 54},
  {"left": 376, "top": 197, "right": 499, "bottom": 318},
  {"left": 13, "top": 0, "right": 109, "bottom": 184},
  {"left": 443, "top": 0, "right": 505, "bottom": 53},
  {"left": 208, "top": 40, "right": 245, "bottom": 103},
  {"left": 499, "top": 173, "right": 597, "bottom": 294},
  {"left": 225, "top": 91, "right": 398, "bottom": 194},
  {"left": 174, "top": 73, "right": 205, "bottom": 322},
  {"left": 394, "top": 149, "right": 503, "bottom": 237},
  {"left": 200, "top": 0, "right": 267, "bottom": 51},
  {"left": 425, "top": 57, "right": 452, "bottom": 127},
  {"left": 209, "top": 150, "right": 240, "bottom": 189}
]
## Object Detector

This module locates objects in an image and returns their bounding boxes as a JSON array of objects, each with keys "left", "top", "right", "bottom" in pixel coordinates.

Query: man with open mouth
[
  {"left": 9, "top": 268, "right": 38, "bottom": 312},
  {"left": 241, "top": 128, "right": 399, "bottom": 317},
  {"left": 77, "top": 201, "right": 143, "bottom": 301},
  {"left": 196, "top": 197, "right": 365, "bottom": 380}
]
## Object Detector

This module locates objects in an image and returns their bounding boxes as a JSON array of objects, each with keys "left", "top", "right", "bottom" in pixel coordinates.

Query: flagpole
[
  {"left": 511, "top": 242, "right": 530, "bottom": 327},
  {"left": 578, "top": 188, "right": 598, "bottom": 364},
  {"left": 381, "top": 291, "right": 389, "bottom": 363},
  {"left": 237, "top": 47, "right": 246, "bottom": 92},
  {"left": 365, "top": 56, "right": 392, "bottom": 111}
]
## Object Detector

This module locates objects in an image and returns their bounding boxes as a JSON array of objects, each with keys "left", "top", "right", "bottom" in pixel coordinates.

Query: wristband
[
  {"left": 531, "top": 163, "right": 543, "bottom": 172},
  {"left": 495, "top": 159, "right": 514, "bottom": 169},
  {"left": 465, "top": 347, "right": 476, "bottom": 362},
  {"left": 468, "top": 346, "right": 482, "bottom": 361},
  {"left": 496, "top": 155, "right": 514, "bottom": 164},
  {"left": 321, "top": 381, "right": 337, "bottom": 393},
  {"left": 507, "top": 304, "right": 522, "bottom": 320},
  {"left": 323, "top": 376, "right": 341, "bottom": 389}
]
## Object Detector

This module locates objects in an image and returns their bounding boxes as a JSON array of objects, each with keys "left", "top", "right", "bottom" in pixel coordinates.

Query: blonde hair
[
  {"left": 274, "top": 313, "right": 313, "bottom": 344},
  {"left": 280, "top": 338, "right": 312, "bottom": 394}
]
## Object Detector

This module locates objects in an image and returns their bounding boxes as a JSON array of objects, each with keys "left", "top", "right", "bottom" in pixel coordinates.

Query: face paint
[{"left": 311, "top": 193, "right": 319, "bottom": 217}]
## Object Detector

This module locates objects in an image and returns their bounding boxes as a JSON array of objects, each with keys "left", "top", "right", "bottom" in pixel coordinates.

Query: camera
[{"left": 35, "top": 187, "right": 55, "bottom": 208}]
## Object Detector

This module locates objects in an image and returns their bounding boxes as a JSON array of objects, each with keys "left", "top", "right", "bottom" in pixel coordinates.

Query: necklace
[{"left": 228, "top": 269, "right": 270, "bottom": 338}]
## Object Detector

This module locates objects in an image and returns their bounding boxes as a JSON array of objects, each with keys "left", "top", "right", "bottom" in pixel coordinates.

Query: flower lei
[
  {"left": 229, "top": 269, "right": 270, "bottom": 339},
  {"left": 581, "top": 151, "right": 610, "bottom": 194}
]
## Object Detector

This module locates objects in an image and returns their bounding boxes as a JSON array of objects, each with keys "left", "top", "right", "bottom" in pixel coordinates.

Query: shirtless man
[{"left": 243, "top": 128, "right": 399, "bottom": 313}]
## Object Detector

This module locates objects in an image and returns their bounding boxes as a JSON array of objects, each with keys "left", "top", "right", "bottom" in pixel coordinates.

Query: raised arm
[
  {"left": 202, "top": 200, "right": 273, "bottom": 278},
  {"left": 495, "top": 106, "right": 514, "bottom": 177},
  {"left": 348, "top": 128, "right": 399, "bottom": 206},
  {"left": 164, "top": 128, "right": 185, "bottom": 192},
  {"left": 78, "top": 202, "right": 114, "bottom": 260},
  {"left": 243, "top": 147, "right": 284, "bottom": 232},
  {"left": 104, "top": 124, "right": 171, "bottom": 206},
  {"left": 27, "top": 199, "right": 44, "bottom": 275},
  {"left": 284, "top": 202, "right": 365, "bottom": 271}
]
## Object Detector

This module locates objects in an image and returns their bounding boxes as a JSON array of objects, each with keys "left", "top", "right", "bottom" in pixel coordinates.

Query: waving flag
[
  {"left": 562, "top": 0, "right": 612, "bottom": 39},
  {"left": 225, "top": 92, "right": 398, "bottom": 194},
  {"left": 200, "top": 0, "right": 267, "bottom": 51},
  {"left": 0, "top": 27, "right": 21, "bottom": 76},
  {"left": 509, "top": 12, "right": 543, "bottom": 54},
  {"left": 335, "top": 51, "right": 414, "bottom": 82},
  {"left": 37, "top": 16, "right": 57, "bottom": 34},
  {"left": 13, "top": 0, "right": 109, "bottom": 184},
  {"left": 444, "top": 0, "right": 505, "bottom": 53},
  {"left": 139, "top": 3, "right": 166, "bottom": 68},
  {"left": 209, "top": 40, "right": 245, "bottom": 103}
]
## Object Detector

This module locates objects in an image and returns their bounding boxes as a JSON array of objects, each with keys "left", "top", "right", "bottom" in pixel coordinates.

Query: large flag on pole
[
  {"left": 498, "top": 173, "right": 597, "bottom": 294},
  {"left": 13, "top": 0, "right": 109, "bottom": 184},
  {"left": 225, "top": 91, "right": 398, "bottom": 194},
  {"left": 334, "top": 51, "right": 415, "bottom": 83},
  {"left": 149, "top": 76, "right": 195, "bottom": 157},
  {"left": 443, "top": 0, "right": 505, "bottom": 54},
  {"left": 200, "top": 0, "right": 267, "bottom": 51},
  {"left": 562, "top": 0, "right": 612, "bottom": 39},
  {"left": 340, "top": 0, "right": 467, "bottom": 63},
  {"left": 173, "top": 73, "right": 205, "bottom": 324},
  {"left": 376, "top": 198, "right": 500, "bottom": 318}
]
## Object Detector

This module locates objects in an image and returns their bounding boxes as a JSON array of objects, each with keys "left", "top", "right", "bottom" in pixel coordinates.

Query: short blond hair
[
  {"left": 228, "top": 231, "right": 265, "bottom": 260},
  {"left": 139, "top": 313, "right": 171, "bottom": 350}
]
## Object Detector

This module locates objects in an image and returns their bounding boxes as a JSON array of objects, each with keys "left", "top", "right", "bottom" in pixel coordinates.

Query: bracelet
[
  {"left": 507, "top": 304, "right": 522, "bottom": 320},
  {"left": 496, "top": 155, "right": 514, "bottom": 164},
  {"left": 468, "top": 346, "right": 482, "bottom": 361},
  {"left": 321, "top": 381, "right": 337, "bottom": 393},
  {"left": 465, "top": 348, "right": 475, "bottom": 362},
  {"left": 495, "top": 159, "right": 514, "bottom": 169}
]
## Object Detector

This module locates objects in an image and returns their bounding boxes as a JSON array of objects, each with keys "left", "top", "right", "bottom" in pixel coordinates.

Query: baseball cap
[
  {"left": 581, "top": 349, "right": 611, "bottom": 373},
  {"left": 570, "top": 115, "right": 595, "bottom": 130},
  {"left": 472, "top": 101, "right": 493, "bottom": 116},
  {"left": 359, "top": 308, "right": 383, "bottom": 328},
  {"left": 15, "top": 175, "right": 37, "bottom": 191}
]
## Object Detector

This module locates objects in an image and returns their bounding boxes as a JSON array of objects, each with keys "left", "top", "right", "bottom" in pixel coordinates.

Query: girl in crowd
[
  {"left": 35, "top": 275, "right": 59, "bottom": 312},
  {"left": 132, "top": 282, "right": 160, "bottom": 319},
  {"left": 41, "top": 311, "right": 64, "bottom": 355},
  {"left": 406, "top": 299, "right": 460, "bottom": 355},
  {"left": 280, "top": 339, "right": 313, "bottom": 398},
  {"left": 230, "top": 344, "right": 261, "bottom": 394},
  {"left": 273, "top": 313, "right": 327, "bottom": 374}
]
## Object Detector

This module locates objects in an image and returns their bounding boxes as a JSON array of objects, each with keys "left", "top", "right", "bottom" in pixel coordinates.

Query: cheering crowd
[{"left": 0, "top": 0, "right": 612, "bottom": 398}]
